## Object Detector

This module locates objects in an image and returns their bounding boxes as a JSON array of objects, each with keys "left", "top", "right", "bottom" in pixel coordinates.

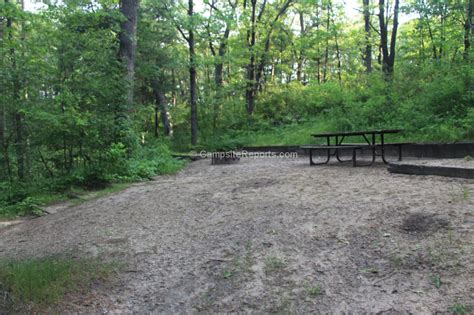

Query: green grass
[
  {"left": 209, "top": 120, "right": 414, "bottom": 149},
  {"left": 306, "top": 284, "right": 323, "bottom": 297},
  {"left": 448, "top": 303, "right": 469, "bottom": 314},
  {"left": 263, "top": 255, "right": 286, "bottom": 274},
  {"left": 430, "top": 274, "right": 442, "bottom": 289},
  {"left": 222, "top": 270, "right": 234, "bottom": 279},
  {"left": 462, "top": 186, "right": 470, "bottom": 201},
  {"left": 0, "top": 256, "right": 116, "bottom": 311},
  {"left": 234, "top": 121, "right": 324, "bottom": 146}
]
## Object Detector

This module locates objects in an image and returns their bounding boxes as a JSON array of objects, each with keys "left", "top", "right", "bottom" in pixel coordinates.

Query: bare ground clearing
[{"left": 0, "top": 158, "right": 473, "bottom": 313}]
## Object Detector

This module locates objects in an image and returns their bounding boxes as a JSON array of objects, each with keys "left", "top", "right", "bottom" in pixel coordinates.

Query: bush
[
  {"left": 127, "top": 141, "right": 185, "bottom": 180},
  {"left": 0, "top": 141, "right": 184, "bottom": 218},
  {"left": 0, "top": 183, "right": 44, "bottom": 218},
  {"left": 195, "top": 66, "right": 472, "bottom": 148}
]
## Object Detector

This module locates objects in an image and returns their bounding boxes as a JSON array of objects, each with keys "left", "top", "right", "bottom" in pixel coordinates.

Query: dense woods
[{"left": 0, "top": 0, "right": 472, "bottom": 215}]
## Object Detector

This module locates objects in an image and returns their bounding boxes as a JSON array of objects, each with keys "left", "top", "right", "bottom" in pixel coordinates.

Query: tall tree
[
  {"left": 296, "top": 10, "right": 305, "bottom": 82},
  {"left": 188, "top": 0, "right": 198, "bottom": 145},
  {"left": 176, "top": 0, "right": 198, "bottom": 145},
  {"left": 323, "top": 1, "right": 330, "bottom": 82},
  {"left": 0, "top": 0, "right": 12, "bottom": 180},
  {"left": 151, "top": 79, "right": 172, "bottom": 137},
  {"left": 5, "top": 0, "right": 27, "bottom": 180},
  {"left": 464, "top": 0, "right": 473, "bottom": 60},
  {"left": 378, "top": 0, "right": 400, "bottom": 74},
  {"left": 206, "top": 0, "right": 237, "bottom": 88},
  {"left": 205, "top": 0, "right": 238, "bottom": 129},
  {"left": 244, "top": 0, "right": 293, "bottom": 116},
  {"left": 363, "top": 0, "right": 372, "bottom": 73},
  {"left": 119, "top": 0, "right": 139, "bottom": 103}
]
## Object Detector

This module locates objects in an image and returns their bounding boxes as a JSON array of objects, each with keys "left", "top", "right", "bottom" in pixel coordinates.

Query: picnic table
[{"left": 301, "top": 129, "right": 409, "bottom": 166}]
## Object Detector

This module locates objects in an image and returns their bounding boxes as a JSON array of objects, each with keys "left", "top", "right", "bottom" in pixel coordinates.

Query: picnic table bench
[{"left": 302, "top": 129, "right": 410, "bottom": 166}]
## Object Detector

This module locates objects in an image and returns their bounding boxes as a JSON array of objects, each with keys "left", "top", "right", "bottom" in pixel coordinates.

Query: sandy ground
[{"left": 0, "top": 157, "right": 473, "bottom": 313}]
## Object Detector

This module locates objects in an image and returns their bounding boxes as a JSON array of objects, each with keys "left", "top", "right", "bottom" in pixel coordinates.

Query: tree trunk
[
  {"left": 378, "top": 0, "right": 399, "bottom": 74},
  {"left": 378, "top": 0, "right": 389, "bottom": 72},
  {"left": 363, "top": 0, "right": 372, "bottom": 73},
  {"left": 152, "top": 80, "right": 172, "bottom": 136},
  {"left": 329, "top": 3, "right": 342, "bottom": 83},
  {"left": 119, "top": 0, "right": 139, "bottom": 104},
  {"left": 296, "top": 11, "right": 305, "bottom": 83},
  {"left": 323, "top": 2, "right": 330, "bottom": 82},
  {"left": 6, "top": 0, "right": 26, "bottom": 180},
  {"left": 14, "top": 111, "right": 25, "bottom": 180},
  {"left": 0, "top": 1, "right": 8, "bottom": 180},
  {"left": 245, "top": 0, "right": 292, "bottom": 116},
  {"left": 154, "top": 105, "right": 159, "bottom": 138},
  {"left": 388, "top": 0, "right": 399, "bottom": 71},
  {"left": 464, "top": 0, "right": 473, "bottom": 60},
  {"left": 419, "top": 0, "right": 438, "bottom": 59},
  {"left": 212, "top": 16, "right": 232, "bottom": 129},
  {"left": 188, "top": 0, "right": 198, "bottom": 145},
  {"left": 215, "top": 27, "right": 231, "bottom": 88},
  {"left": 316, "top": 3, "right": 321, "bottom": 84},
  {"left": 0, "top": 100, "right": 6, "bottom": 180},
  {"left": 245, "top": 0, "right": 258, "bottom": 116}
]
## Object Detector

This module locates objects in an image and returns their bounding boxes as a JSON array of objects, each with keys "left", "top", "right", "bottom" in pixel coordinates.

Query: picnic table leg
[
  {"left": 309, "top": 148, "right": 331, "bottom": 166},
  {"left": 310, "top": 149, "right": 315, "bottom": 165},
  {"left": 335, "top": 135, "right": 342, "bottom": 162},
  {"left": 354, "top": 148, "right": 375, "bottom": 167},
  {"left": 352, "top": 148, "right": 357, "bottom": 167},
  {"left": 357, "top": 133, "right": 376, "bottom": 166},
  {"left": 380, "top": 132, "right": 389, "bottom": 164},
  {"left": 335, "top": 135, "right": 353, "bottom": 163}
]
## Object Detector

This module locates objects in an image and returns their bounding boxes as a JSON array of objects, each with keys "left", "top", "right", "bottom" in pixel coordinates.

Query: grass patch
[
  {"left": 264, "top": 255, "right": 286, "bottom": 274},
  {"left": 430, "top": 273, "right": 442, "bottom": 289},
  {"left": 0, "top": 256, "right": 117, "bottom": 311},
  {"left": 448, "top": 303, "right": 469, "bottom": 314},
  {"left": 462, "top": 186, "right": 470, "bottom": 201},
  {"left": 305, "top": 284, "right": 323, "bottom": 297},
  {"left": 233, "top": 241, "right": 254, "bottom": 274},
  {"left": 202, "top": 119, "right": 412, "bottom": 150},
  {"left": 222, "top": 270, "right": 234, "bottom": 279}
]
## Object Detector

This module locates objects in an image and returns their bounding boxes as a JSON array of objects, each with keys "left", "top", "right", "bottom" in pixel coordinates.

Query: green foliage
[
  {"left": 222, "top": 270, "right": 234, "bottom": 279},
  {"left": 448, "top": 303, "right": 469, "bottom": 315},
  {"left": 306, "top": 285, "right": 323, "bottom": 297},
  {"left": 0, "top": 140, "right": 184, "bottom": 218},
  {"left": 430, "top": 274, "right": 442, "bottom": 289},
  {"left": 0, "top": 257, "right": 116, "bottom": 311},
  {"left": 127, "top": 141, "right": 185, "bottom": 180},
  {"left": 263, "top": 256, "right": 287, "bottom": 274},
  {"left": 196, "top": 64, "right": 472, "bottom": 149},
  {"left": 0, "top": 183, "right": 44, "bottom": 218}
]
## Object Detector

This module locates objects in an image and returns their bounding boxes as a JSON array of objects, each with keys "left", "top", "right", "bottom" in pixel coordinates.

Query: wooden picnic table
[{"left": 301, "top": 129, "right": 408, "bottom": 166}]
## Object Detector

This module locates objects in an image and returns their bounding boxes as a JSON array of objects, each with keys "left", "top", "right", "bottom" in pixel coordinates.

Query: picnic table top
[{"left": 311, "top": 129, "right": 402, "bottom": 137}]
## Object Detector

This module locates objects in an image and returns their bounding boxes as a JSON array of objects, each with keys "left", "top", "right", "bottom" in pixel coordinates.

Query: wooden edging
[{"left": 387, "top": 162, "right": 474, "bottom": 179}]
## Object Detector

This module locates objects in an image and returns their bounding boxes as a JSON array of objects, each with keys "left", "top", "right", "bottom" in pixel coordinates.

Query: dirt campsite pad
[{"left": 1, "top": 157, "right": 473, "bottom": 313}]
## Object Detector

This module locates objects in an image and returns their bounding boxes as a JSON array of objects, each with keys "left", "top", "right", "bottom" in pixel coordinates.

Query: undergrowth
[{"left": 0, "top": 256, "right": 117, "bottom": 312}]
